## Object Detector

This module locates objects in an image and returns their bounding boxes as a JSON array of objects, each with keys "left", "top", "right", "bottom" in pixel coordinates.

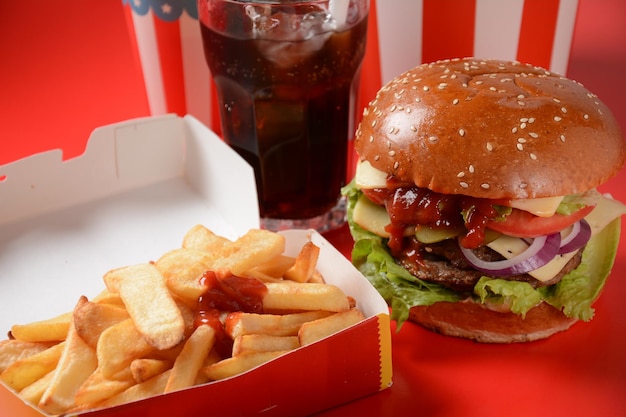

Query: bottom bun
[{"left": 408, "top": 300, "right": 578, "bottom": 343}]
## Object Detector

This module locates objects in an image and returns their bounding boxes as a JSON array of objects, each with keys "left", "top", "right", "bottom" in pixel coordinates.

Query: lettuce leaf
[
  {"left": 342, "top": 181, "right": 622, "bottom": 329},
  {"left": 474, "top": 277, "right": 542, "bottom": 318},
  {"left": 539, "top": 217, "right": 621, "bottom": 320}
]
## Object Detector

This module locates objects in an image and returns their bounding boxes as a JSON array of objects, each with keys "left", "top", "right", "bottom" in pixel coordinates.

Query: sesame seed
[
  {"left": 390, "top": 105, "right": 397, "bottom": 112},
  {"left": 393, "top": 161, "right": 399, "bottom": 169},
  {"left": 512, "top": 127, "right": 518, "bottom": 134},
  {"left": 371, "top": 120, "right": 377, "bottom": 127},
  {"left": 486, "top": 142, "right": 494, "bottom": 151},
  {"left": 460, "top": 181, "right": 469, "bottom": 188},
  {"left": 389, "top": 150, "right": 396, "bottom": 157},
  {"left": 481, "top": 183, "right": 490, "bottom": 189},
  {"left": 428, "top": 136, "right": 439, "bottom": 143},
  {"left": 561, "top": 107, "right": 568, "bottom": 113},
  {"left": 519, "top": 182, "right": 528, "bottom": 189},
  {"left": 583, "top": 114, "right": 589, "bottom": 120},
  {"left": 528, "top": 117, "right": 536, "bottom": 123},
  {"left": 423, "top": 86, "right": 430, "bottom": 92},
  {"left": 520, "top": 122, "right": 527, "bottom": 129},
  {"left": 598, "top": 108, "right": 604, "bottom": 115},
  {"left": 554, "top": 116, "right": 562, "bottom": 122},
  {"left": 517, "top": 143, "right": 524, "bottom": 151},
  {"left": 529, "top": 132, "right": 539, "bottom": 138},
  {"left": 530, "top": 153, "right": 537, "bottom": 160},
  {"left": 458, "top": 129, "right": 466, "bottom": 137},
  {"left": 374, "top": 155, "right": 380, "bottom": 161},
  {"left": 560, "top": 134, "right": 566, "bottom": 142},
  {"left": 369, "top": 135, "right": 374, "bottom": 143},
  {"left": 518, "top": 100, "right": 526, "bottom": 106},
  {"left": 410, "top": 125, "right": 417, "bottom": 132},
  {"left": 518, "top": 138, "right": 527, "bottom": 143},
  {"left": 468, "top": 165, "right": 475, "bottom": 173},
  {"left": 453, "top": 98, "right": 460, "bottom": 105},
  {"left": 520, "top": 118, "right": 529, "bottom": 123},
  {"left": 438, "top": 83, "right": 448, "bottom": 89},
  {"left": 457, "top": 172, "right": 465, "bottom": 178}
]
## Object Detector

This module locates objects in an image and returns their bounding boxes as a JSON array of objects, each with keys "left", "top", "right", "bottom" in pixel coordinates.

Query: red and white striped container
[
  {"left": 122, "top": 0, "right": 218, "bottom": 131},
  {"left": 122, "top": 0, "right": 579, "bottom": 138}
]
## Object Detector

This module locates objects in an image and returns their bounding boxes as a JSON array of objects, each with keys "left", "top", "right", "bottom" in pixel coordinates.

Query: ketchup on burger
[{"left": 343, "top": 58, "right": 626, "bottom": 343}]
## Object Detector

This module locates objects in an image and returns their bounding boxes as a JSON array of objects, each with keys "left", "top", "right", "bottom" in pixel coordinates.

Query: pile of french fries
[{"left": 0, "top": 225, "right": 365, "bottom": 415}]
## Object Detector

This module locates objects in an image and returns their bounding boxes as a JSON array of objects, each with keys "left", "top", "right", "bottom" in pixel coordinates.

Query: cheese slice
[
  {"left": 509, "top": 196, "right": 564, "bottom": 217},
  {"left": 355, "top": 160, "right": 388, "bottom": 189},
  {"left": 352, "top": 193, "right": 392, "bottom": 237},
  {"left": 488, "top": 194, "right": 626, "bottom": 282}
]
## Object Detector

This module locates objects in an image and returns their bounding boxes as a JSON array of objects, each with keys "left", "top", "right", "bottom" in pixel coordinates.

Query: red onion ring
[
  {"left": 459, "top": 232, "right": 561, "bottom": 276},
  {"left": 558, "top": 219, "right": 591, "bottom": 254}
]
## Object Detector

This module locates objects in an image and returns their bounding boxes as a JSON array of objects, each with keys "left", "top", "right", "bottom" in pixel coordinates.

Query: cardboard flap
[{"left": 0, "top": 115, "right": 259, "bottom": 329}]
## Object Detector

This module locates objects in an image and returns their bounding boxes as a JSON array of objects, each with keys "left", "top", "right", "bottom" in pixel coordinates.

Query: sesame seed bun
[{"left": 355, "top": 58, "right": 625, "bottom": 199}]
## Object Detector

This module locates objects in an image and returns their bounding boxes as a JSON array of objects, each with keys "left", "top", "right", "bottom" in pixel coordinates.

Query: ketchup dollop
[
  {"left": 194, "top": 270, "right": 268, "bottom": 357},
  {"left": 362, "top": 186, "right": 508, "bottom": 252}
]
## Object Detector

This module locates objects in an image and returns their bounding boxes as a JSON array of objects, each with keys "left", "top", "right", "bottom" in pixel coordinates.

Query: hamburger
[{"left": 342, "top": 58, "right": 626, "bottom": 343}]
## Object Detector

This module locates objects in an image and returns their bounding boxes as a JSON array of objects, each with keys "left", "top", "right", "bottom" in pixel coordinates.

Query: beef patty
[{"left": 396, "top": 238, "right": 583, "bottom": 292}]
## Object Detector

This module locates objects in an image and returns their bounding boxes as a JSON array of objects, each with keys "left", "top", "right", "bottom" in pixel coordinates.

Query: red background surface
[{"left": 1, "top": 0, "right": 626, "bottom": 416}]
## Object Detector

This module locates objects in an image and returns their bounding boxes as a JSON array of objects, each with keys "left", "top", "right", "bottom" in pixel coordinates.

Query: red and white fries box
[{"left": 0, "top": 115, "right": 392, "bottom": 417}]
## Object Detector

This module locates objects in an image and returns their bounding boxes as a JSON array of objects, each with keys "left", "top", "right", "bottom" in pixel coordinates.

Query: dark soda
[{"left": 200, "top": 3, "right": 368, "bottom": 220}]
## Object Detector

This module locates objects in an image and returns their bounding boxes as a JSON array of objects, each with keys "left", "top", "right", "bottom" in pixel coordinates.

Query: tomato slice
[{"left": 486, "top": 205, "right": 595, "bottom": 238}]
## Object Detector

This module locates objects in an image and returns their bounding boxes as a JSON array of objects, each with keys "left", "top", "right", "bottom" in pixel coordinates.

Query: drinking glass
[{"left": 198, "top": 0, "right": 369, "bottom": 231}]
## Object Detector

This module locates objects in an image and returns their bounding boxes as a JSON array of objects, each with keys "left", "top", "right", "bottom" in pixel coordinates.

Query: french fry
[
  {"left": 182, "top": 224, "right": 232, "bottom": 252},
  {"left": 232, "top": 334, "right": 299, "bottom": 357},
  {"left": 298, "top": 309, "right": 365, "bottom": 346},
  {"left": 164, "top": 324, "right": 215, "bottom": 393},
  {"left": 96, "top": 370, "right": 171, "bottom": 409},
  {"left": 131, "top": 358, "right": 172, "bottom": 383},
  {"left": 156, "top": 248, "right": 214, "bottom": 306},
  {"left": 195, "top": 350, "right": 222, "bottom": 385},
  {"left": 263, "top": 282, "right": 350, "bottom": 313},
  {"left": 210, "top": 229, "right": 286, "bottom": 275},
  {"left": 0, "top": 224, "right": 367, "bottom": 414},
  {"left": 91, "top": 289, "right": 124, "bottom": 307},
  {"left": 0, "top": 342, "right": 65, "bottom": 391},
  {"left": 10, "top": 312, "right": 71, "bottom": 343},
  {"left": 225, "top": 310, "right": 332, "bottom": 339},
  {"left": 104, "top": 263, "right": 185, "bottom": 350},
  {"left": 284, "top": 241, "right": 321, "bottom": 283},
  {"left": 0, "top": 339, "right": 55, "bottom": 373},
  {"left": 203, "top": 351, "right": 288, "bottom": 381},
  {"left": 38, "top": 311, "right": 98, "bottom": 415},
  {"left": 18, "top": 369, "right": 55, "bottom": 406},
  {"left": 307, "top": 270, "right": 325, "bottom": 284},
  {"left": 74, "top": 367, "right": 135, "bottom": 407},
  {"left": 73, "top": 296, "right": 129, "bottom": 349},
  {"left": 96, "top": 318, "right": 154, "bottom": 378},
  {"left": 241, "top": 255, "right": 296, "bottom": 282}
]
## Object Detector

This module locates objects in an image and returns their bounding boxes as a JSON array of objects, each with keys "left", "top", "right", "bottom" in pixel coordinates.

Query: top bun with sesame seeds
[
  {"left": 343, "top": 58, "right": 626, "bottom": 343},
  {"left": 355, "top": 58, "right": 624, "bottom": 199}
]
